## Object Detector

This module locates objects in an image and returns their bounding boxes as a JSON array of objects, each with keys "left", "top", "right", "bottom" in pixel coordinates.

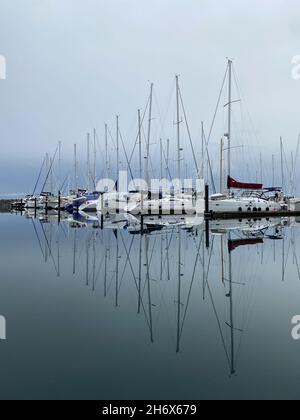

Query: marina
[
  {"left": 2, "top": 0, "right": 300, "bottom": 403},
  {"left": 2, "top": 54, "right": 300, "bottom": 401},
  {"left": 7, "top": 59, "right": 300, "bottom": 224}
]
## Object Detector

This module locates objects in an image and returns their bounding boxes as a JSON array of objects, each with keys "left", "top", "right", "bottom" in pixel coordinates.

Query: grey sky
[{"left": 0, "top": 0, "right": 300, "bottom": 193}]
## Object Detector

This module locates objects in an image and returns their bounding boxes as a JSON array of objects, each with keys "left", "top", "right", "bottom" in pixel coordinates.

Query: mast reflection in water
[{"left": 0, "top": 211, "right": 300, "bottom": 399}]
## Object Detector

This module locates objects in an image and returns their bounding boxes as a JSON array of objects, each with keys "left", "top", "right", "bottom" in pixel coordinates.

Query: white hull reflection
[{"left": 21, "top": 207, "right": 287, "bottom": 240}]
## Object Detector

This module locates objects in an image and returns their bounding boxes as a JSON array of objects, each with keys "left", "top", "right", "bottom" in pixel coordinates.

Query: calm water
[{"left": 1, "top": 212, "right": 300, "bottom": 400}]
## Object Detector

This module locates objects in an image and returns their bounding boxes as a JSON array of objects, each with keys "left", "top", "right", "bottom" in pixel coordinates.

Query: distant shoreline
[{"left": 0, "top": 199, "right": 16, "bottom": 212}]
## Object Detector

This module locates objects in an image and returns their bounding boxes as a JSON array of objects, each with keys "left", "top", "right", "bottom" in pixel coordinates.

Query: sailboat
[
  {"left": 125, "top": 194, "right": 196, "bottom": 216},
  {"left": 126, "top": 76, "right": 203, "bottom": 217},
  {"left": 205, "top": 219, "right": 283, "bottom": 376},
  {"left": 210, "top": 177, "right": 281, "bottom": 213},
  {"left": 209, "top": 59, "right": 281, "bottom": 214}
]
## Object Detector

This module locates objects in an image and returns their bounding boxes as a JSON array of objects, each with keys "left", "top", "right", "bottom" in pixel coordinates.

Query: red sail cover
[
  {"left": 227, "top": 176, "right": 263, "bottom": 190},
  {"left": 228, "top": 238, "right": 263, "bottom": 253}
]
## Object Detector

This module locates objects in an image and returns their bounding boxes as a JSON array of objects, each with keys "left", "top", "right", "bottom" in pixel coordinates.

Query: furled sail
[
  {"left": 227, "top": 176, "right": 263, "bottom": 190},
  {"left": 228, "top": 238, "right": 263, "bottom": 253}
]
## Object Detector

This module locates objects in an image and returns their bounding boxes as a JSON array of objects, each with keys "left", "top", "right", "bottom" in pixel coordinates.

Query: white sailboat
[
  {"left": 79, "top": 198, "right": 98, "bottom": 213},
  {"left": 96, "top": 191, "right": 147, "bottom": 214},
  {"left": 23, "top": 195, "right": 36, "bottom": 209},
  {"left": 126, "top": 75, "right": 203, "bottom": 217},
  {"left": 210, "top": 189, "right": 281, "bottom": 213},
  {"left": 125, "top": 195, "right": 196, "bottom": 215},
  {"left": 209, "top": 59, "right": 281, "bottom": 214}
]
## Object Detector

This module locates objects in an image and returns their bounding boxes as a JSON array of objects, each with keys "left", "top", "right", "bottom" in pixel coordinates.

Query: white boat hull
[
  {"left": 126, "top": 198, "right": 197, "bottom": 215},
  {"left": 288, "top": 198, "right": 300, "bottom": 211},
  {"left": 79, "top": 200, "right": 98, "bottom": 212},
  {"left": 209, "top": 197, "right": 281, "bottom": 213}
]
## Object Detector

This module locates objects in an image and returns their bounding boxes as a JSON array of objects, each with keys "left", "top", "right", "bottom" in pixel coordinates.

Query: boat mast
[
  {"left": 105, "top": 123, "right": 109, "bottom": 179},
  {"left": 176, "top": 228, "right": 182, "bottom": 353},
  {"left": 290, "top": 151, "right": 294, "bottom": 195},
  {"left": 32, "top": 155, "right": 46, "bottom": 196},
  {"left": 138, "top": 109, "right": 144, "bottom": 208},
  {"left": 74, "top": 144, "right": 77, "bottom": 192},
  {"left": 49, "top": 156, "right": 53, "bottom": 193},
  {"left": 227, "top": 59, "right": 232, "bottom": 191},
  {"left": 104, "top": 245, "right": 108, "bottom": 297},
  {"left": 220, "top": 138, "right": 224, "bottom": 193},
  {"left": 41, "top": 146, "right": 58, "bottom": 193},
  {"left": 138, "top": 235, "right": 142, "bottom": 314},
  {"left": 145, "top": 235, "right": 154, "bottom": 342},
  {"left": 201, "top": 121, "right": 204, "bottom": 180},
  {"left": 228, "top": 232, "right": 235, "bottom": 375},
  {"left": 57, "top": 228, "right": 60, "bottom": 277},
  {"left": 116, "top": 115, "right": 119, "bottom": 192},
  {"left": 259, "top": 152, "right": 263, "bottom": 183},
  {"left": 166, "top": 233, "right": 170, "bottom": 281},
  {"left": 86, "top": 233, "right": 90, "bottom": 286},
  {"left": 202, "top": 231, "right": 205, "bottom": 300},
  {"left": 58, "top": 141, "right": 62, "bottom": 193},
  {"left": 93, "top": 128, "right": 96, "bottom": 190},
  {"left": 160, "top": 138, "right": 163, "bottom": 180},
  {"left": 138, "top": 109, "right": 142, "bottom": 180},
  {"left": 176, "top": 75, "right": 181, "bottom": 182},
  {"left": 220, "top": 235, "right": 224, "bottom": 284},
  {"left": 45, "top": 153, "right": 49, "bottom": 192},
  {"left": 72, "top": 229, "right": 77, "bottom": 275},
  {"left": 115, "top": 230, "right": 119, "bottom": 306},
  {"left": 86, "top": 132, "right": 90, "bottom": 191},
  {"left": 280, "top": 136, "right": 284, "bottom": 192},
  {"left": 92, "top": 231, "right": 96, "bottom": 291},
  {"left": 166, "top": 138, "right": 170, "bottom": 180},
  {"left": 146, "top": 83, "right": 153, "bottom": 189}
]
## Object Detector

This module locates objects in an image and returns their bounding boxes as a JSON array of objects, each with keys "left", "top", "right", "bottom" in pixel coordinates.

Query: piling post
[
  {"left": 58, "top": 191, "right": 61, "bottom": 223},
  {"left": 205, "top": 184, "right": 209, "bottom": 216},
  {"left": 205, "top": 219, "right": 210, "bottom": 249},
  {"left": 100, "top": 193, "right": 104, "bottom": 229},
  {"left": 204, "top": 184, "right": 210, "bottom": 247},
  {"left": 141, "top": 215, "right": 144, "bottom": 235}
]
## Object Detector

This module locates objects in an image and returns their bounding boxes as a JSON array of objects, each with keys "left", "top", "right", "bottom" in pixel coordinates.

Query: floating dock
[{"left": 205, "top": 210, "right": 300, "bottom": 220}]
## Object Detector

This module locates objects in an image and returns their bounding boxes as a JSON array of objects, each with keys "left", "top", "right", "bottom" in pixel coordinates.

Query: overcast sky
[{"left": 0, "top": 0, "right": 300, "bottom": 193}]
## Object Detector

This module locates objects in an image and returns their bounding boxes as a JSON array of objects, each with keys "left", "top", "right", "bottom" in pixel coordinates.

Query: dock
[{"left": 205, "top": 210, "right": 300, "bottom": 220}]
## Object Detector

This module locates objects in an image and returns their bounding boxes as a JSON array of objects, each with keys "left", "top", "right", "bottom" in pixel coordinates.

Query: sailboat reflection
[
  {"left": 27, "top": 209, "right": 287, "bottom": 376},
  {"left": 207, "top": 218, "right": 284, "bottom": 376}
]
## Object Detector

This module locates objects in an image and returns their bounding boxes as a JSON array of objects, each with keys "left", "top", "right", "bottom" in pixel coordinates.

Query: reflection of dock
[
  {"left": 25, "top": 208, "right": 294, "bottom": 377},
  {"left": 207, "top": 210, "right": 300, "bottom": 220}
]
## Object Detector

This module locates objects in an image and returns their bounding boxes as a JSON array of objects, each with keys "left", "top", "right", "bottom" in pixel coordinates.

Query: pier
[{"left": 206, "top": 210, "right": 300, "bottom": 220}]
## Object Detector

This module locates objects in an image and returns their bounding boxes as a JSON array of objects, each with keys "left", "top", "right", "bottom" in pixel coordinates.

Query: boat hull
[{"left": 209, "top": 197, "right": 281, "bottom": 213}]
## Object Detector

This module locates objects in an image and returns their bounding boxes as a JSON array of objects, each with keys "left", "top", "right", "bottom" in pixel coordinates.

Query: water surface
[{"left": 1, "top": 212, "right": 300, "bottom": 400}]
